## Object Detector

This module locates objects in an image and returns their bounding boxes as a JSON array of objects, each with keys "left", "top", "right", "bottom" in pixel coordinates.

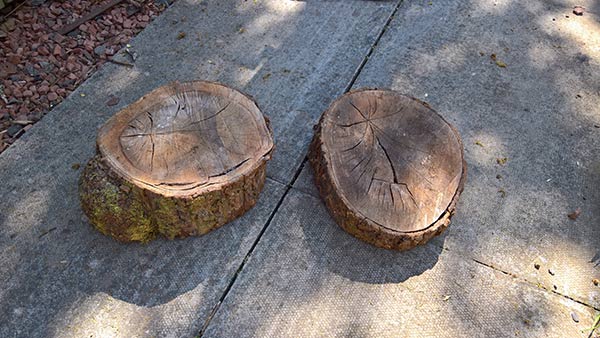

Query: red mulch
[{"left": 0, "top": 0, "right": 170, "bottom": 153}]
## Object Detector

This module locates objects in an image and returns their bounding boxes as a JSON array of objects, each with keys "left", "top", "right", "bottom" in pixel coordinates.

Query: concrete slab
[
  {"left": 202, "top": 189, "right": 597, "bottom": 337},
  {"left": 0, "top": 0, "right": 398, "bottom": 336},
  {"left": 296, "top": 0, "right": 600, "bottom": 309}
]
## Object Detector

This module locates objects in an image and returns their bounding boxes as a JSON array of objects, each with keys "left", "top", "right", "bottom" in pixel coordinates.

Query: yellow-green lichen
[
  {"left": 125, "top": 220, "right": 155, "bottom": 243},
  {"left": 154, "top": 197, "right": 182, "bottom": 239}
]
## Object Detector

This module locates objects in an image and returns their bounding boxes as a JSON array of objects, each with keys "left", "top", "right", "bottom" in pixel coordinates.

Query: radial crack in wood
[
  {"left": 309, "top": 89, "right": 466, "bottom": 250},
  {"left": 79, "top": 81, "right": 274, "bottom": 242}
]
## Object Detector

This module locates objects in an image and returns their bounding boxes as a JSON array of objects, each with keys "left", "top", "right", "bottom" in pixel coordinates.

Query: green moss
[
  {"left": 80, "top": 160, "right": 156, "bottom": 242},
  {"left": 154, "top": 197, "right": 182, "bottom": 239},
  {"left": 125, "top": 220, "right": 155, "bottom": 243},
  {"left": 79, "top": 154, "right": 267, "bottom": 243}
]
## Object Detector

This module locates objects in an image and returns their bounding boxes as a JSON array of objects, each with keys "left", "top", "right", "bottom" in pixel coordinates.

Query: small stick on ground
[{"left": 58, "top": 0, "right": 125, "bottom": 35}]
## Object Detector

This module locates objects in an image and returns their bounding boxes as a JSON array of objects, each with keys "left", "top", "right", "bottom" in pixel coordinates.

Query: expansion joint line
[{"left": 198, "top": 1, "right": 405, "bottom": 335}]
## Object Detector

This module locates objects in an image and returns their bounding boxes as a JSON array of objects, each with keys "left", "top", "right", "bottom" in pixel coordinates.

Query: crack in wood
[
  {"left": 338, "top": 120, "right": 367, "bottom": 128},
  {"left": 375, "top": 134, "right": 398, "bottom": 184},
  {"left": 367, "top": 168, "right": 377, "bottom": 193},
  {"left": 371, "top": 177, "right": 417, "bottom": 209},
  {"left": 348, "top": 100, "right": 369, "bottom": 121},
  {"left": 189, "top": 102, "right": 231, "bottom": 125},
  {"left": 208, "top": 158, "right": 250, "bottom": 178},
  {"left": 147, "top": 111, "right": 155, "bottom": 172}
]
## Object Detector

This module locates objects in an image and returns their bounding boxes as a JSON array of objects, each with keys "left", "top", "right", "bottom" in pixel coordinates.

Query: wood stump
[
  {"left": 79, "top": 81, "right": 274, "bottom": 242},
  {"left": 309, "top": 89, "right": 466, "bottom": 250}
]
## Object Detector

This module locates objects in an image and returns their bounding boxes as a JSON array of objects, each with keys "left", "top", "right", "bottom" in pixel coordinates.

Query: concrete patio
[{"left": 0, "top": 0, "right": 599, "bottom": 337}]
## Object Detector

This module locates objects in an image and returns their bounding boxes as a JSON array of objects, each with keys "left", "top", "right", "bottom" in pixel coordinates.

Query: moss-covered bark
[{"left": 79, "top": 154, "right": 267, "bottom": 243}]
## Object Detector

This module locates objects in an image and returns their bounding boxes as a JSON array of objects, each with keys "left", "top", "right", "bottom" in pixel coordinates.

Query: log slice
[
  {"left": 79, "top": 81, "right": 274, "bottom": 242},
  {"left": 309, "top": 89, "right": 466, "bottom": 250}
]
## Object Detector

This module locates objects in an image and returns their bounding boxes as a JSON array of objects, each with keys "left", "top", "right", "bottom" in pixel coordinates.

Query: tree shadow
[
  {"left": 208, "top": 0, "right": 600, "bottom": 335},
  {"left": 0, "top": 0, "right": 402, "bottom": 336},
  {"left": 349, "top": 0, "right": 600, "bottom": 334}
]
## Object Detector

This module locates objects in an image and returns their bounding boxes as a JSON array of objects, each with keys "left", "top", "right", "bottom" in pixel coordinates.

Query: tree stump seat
[
  {"left": 309, "top": 89, "right": 466, "bottom": 250},
  {"left": 79, "top": 81, "right": 274, "bottom": 242}
]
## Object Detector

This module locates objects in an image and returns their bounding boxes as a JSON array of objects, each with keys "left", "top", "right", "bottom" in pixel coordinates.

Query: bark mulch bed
[{"left": 0, "top": 0, "right": 173, "bottom": 153}]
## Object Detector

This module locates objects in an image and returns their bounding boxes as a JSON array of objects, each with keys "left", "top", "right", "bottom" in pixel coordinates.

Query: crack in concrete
[{"left": 435, "top": 244, "right": 600, "bottom": 313}]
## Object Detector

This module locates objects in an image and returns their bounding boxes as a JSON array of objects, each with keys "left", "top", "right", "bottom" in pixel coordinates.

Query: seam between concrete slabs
[{"left": 197, "top": 1, "right": 405, "bottom": 336}]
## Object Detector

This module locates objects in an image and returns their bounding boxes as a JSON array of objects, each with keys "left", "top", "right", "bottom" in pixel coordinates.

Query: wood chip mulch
[{"left": 0, "top": 0, "right": 172, "bottom": 153}]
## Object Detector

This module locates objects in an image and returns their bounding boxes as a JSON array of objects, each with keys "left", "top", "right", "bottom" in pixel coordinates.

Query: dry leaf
[
  {"left": 106, "top": 96, "right": 120, "bottom": 106},
  {"left": 495, "top": 60, "right": 507, "bottom": 68},
  {"left": 177, "top": 31, "right": 186, "bottom": 39},
  {"left": 571, "top": 312, "right": 580, "bottom": 323},
  {"left": 475, "top": 140, "right": 484, "bottom": 147},
  {"left": 496, "top": 157, "right": 508, "bottom": 165},
  {"left": 498, "top": 189, "right": 506, "bottom": 198},
  {"left": 568, "top": 208, "right": 581, "bottom": 220},
  {"left": 573, "top": 6, "right": 585, "bottom": 16}
]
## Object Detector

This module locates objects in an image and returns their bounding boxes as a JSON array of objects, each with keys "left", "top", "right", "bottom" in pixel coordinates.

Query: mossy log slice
[
  {"left": 79, "top": 81, "right": 274, "bottom": 242},
  {"left": 309, "top": 89, "right": 466, "bottom": 250}
]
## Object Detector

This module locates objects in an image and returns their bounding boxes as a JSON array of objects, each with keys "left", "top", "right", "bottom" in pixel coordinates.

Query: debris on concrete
[
  {"left": 498, "top": 189, "right": 506, "bottom": 198},
  {"left": 573, "top": 6, "right": 585, "bottom": 16},
  {"left": 568, "top": 208, "right": 581, "bottom": 220},
  {"left": 106, "top": 95, "right": 120, "bottom": 106}
]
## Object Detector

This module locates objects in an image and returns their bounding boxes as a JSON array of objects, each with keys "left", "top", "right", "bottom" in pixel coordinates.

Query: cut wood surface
[
  {"left": 309, "top": 89, "right": 466, "bottom": 250},
  {"left": 79, "top": 81, "right": 274, "bottom": 242}
]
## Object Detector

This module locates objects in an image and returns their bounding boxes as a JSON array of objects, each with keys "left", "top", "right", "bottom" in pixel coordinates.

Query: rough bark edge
[
  {"left": 79, "top": 81, "right": 274, "bottom": 243},
  {"left": 308, "top": 88, "right": 467, "bottom": 251},
  {"left": 79, "top": 150, "right": 269, "bottom": 243}
]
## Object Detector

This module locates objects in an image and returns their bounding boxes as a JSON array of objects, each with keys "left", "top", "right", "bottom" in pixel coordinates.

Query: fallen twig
[
  {"left": 0, "top": 1, "right": 27, "bottom": 23},
  {"left": 108, "top": 58, "right": 134, "bottom": 67},
  {"left": 11, "top": 120, "right": 33, "bottom": 125},
  {"left": 58, "top": 0, "right": 124, "bottom": 35},
  {"left": 38, "top": 227, "right": 57, "bottom": 238}
]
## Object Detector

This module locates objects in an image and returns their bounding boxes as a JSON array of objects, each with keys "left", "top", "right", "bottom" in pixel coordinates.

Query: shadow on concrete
[
  {"left": 308, "top": 216, "right": 446, "bottom": 285},
  {"left": 1, "top": 0, "right": 600, "bottom": 336},
  {"left": 348, "top": 0, "right": 600, "bottom": 335},
  {"left": 204, "top": 0, "right": 600, "bottom": 335},
  {"left": 297, "top": 165, "right": 445, "bottom": 284},
  {"left": 0, "top": 0, "right": 402, "bottom": 336}
]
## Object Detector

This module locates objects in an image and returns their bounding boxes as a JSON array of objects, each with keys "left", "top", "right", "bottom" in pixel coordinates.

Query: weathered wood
[
  {"left": 79, "top": 81, "right": 274, "bottom": 242},
  {"left": 309, "top": 89, "right": 466, "bottom": 250}
]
